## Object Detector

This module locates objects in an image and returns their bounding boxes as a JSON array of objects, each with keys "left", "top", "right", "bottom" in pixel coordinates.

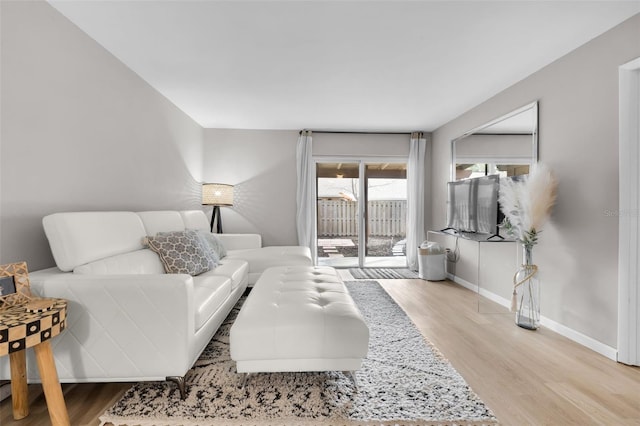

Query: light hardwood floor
[{"left": 1, "top": 278, "right": 639, "bottom": 425}]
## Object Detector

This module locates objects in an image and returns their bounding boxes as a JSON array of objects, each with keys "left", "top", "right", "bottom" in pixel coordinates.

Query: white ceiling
[{"left": 48, "top": 1, "right": 640, "bottom": 132}]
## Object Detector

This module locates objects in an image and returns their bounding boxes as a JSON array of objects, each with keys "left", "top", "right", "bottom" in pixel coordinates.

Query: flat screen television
[{"left": 445, "top": 174, "right": 500, "bottom": 236}]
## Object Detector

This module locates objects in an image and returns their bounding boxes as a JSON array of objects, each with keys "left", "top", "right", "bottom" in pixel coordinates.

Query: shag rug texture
[
  {"left": 348, "top": 268, "right": 419, "bottom": 280},
  {"left": 100, "top": 281, "right": 497, "bottom": 426}
]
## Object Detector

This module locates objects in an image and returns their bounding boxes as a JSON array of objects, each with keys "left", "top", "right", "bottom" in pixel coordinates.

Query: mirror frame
[{"left": 450, "top": 101, "right": 539, "bottom": 181}]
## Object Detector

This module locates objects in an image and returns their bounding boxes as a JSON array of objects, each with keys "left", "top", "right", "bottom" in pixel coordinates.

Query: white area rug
[{"left": 100, "top": 281, "right": 497, "bottom": 426}]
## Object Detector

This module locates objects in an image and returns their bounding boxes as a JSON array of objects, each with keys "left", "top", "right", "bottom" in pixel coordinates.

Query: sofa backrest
[
  {"left": 137, "top": 211, "right": 185, "bottom": 235},
  {"left": 43, "top": 210, "right": 213, "bottom": 272},
  {"left": 179, "top": 210, "right": 210, "bottom": 231},
  {"left": 43, "top": 212, "right": 148, "bottom": 272}
]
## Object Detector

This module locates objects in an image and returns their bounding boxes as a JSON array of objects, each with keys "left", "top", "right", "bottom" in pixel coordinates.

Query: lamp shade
[{"left": 202, "top": 183, "right": 234, "bottom": 206}]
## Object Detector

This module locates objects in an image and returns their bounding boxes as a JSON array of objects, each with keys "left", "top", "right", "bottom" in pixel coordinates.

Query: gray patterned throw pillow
[{"left": 144, "top": 230, "right": 216, "bottom": 276}]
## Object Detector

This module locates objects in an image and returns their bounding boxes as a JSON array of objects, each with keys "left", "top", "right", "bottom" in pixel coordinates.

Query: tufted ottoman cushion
[{"left": 230, "top": 266, "right": 369, "bottom": 374}]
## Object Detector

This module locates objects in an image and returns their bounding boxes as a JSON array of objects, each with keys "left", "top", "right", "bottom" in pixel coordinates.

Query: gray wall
[
  {"left": 202, "top": 130, "right": 416, "bottom": 247},
  {"left": 203, "top": 129, "right": 299, "bottom": 247},
  {"left": 0, "top": 1, "right": 204, "bottom": 270},
  {"left": 431, "top": 13, "right": 640, "bottom": 348},
  {"left": 312, "top": 133, "right": 411, "bottom": 157}
]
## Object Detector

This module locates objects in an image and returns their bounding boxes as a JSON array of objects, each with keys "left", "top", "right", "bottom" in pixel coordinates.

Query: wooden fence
[{"left": 317, "top": 199, "right": 406, "bottom": 237}]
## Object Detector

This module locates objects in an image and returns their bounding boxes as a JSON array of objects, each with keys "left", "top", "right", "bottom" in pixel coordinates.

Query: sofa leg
[
  {"left": 343, "top": 370, "right": 359, "bottom": 390},
  {"left": 166, "top": 376, "right": 186, "bottom": 399}
]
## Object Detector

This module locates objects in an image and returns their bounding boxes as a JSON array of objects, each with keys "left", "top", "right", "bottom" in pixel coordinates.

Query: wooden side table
[{"left": 0, "top": 298, "right": 70, "bottom": 426}]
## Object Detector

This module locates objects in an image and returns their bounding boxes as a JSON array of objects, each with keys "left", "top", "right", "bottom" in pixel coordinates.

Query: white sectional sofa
[{"left": 0, "top": 210, "right": 311, "bottom": 398}]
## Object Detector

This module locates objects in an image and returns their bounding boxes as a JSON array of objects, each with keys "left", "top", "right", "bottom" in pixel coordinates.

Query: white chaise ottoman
[{"left": 229, "top": 266, "right": 369, "bottom": 378}]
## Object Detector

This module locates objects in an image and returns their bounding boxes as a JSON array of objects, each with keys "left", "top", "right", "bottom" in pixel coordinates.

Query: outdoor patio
[{"left": 317, "top": 236, "right": 406, "bottom": 258}]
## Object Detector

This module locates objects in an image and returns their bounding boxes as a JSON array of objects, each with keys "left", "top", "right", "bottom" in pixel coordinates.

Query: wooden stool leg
[
  {"left": 33, "top": 340, "right": 70, "bottom": 426},
  {"left": 9, "top": 350, "right": 29, "bottom": 420}
]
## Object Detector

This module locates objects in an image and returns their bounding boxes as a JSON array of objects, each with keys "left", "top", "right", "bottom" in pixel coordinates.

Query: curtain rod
[
  {"left": 300, "top": 130, "right": 414, "bottom": 135},
  {"left": 471, "top": 132, "right": 534, "bottom": 136}
]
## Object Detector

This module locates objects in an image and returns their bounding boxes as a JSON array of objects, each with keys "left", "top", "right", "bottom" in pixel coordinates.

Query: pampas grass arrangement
[
  {"left": 499, "top": 164, "right": 558, "bottom": 250},
  {"left": 500, "top": 164, "right": 558, "bottom": 315}
]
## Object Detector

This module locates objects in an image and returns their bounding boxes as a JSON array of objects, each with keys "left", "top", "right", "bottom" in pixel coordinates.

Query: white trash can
[{"left": 417, "top": 241, "right": 446, "bottom": 281}]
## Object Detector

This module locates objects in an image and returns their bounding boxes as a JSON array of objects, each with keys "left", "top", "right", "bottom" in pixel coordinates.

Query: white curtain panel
[
  {"left": 296, "top": 131, "right": 315, "bottom": 261},
  {"left": 406, "top": 133, "right": 426, "bottom": 271}
]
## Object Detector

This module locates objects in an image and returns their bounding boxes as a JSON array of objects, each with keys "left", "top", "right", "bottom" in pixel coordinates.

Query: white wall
[
  {"left": 203, "top": 129, "right": 299, "bottom": 247},
  {"left": 0, "top": 1, "right": 204, "bottom": 270},
  {"left": 431, "top": 13, "right": 640, "bottom": 349}
]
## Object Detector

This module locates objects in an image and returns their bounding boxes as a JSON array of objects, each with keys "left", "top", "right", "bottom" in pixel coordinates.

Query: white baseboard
[
  {"left": 447, "top": 273, "right": 477, "bottom": 292},
  {"left": 447, "top": 274, "right": 618, "bottom": 361},
  {"left": 478, "top": 287, "right": 512, "bottom": 308},
  {"left": 539, "top": 316, "right": 618, "bottom": 361}
]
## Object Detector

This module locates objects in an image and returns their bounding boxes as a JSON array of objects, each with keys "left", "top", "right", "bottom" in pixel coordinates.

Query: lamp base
[{"left": 210, "top": 206, "right": 223, "bottom": 233}]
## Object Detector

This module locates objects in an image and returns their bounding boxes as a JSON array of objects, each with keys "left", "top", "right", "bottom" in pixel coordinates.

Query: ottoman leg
[{"left": 239, "top": 373, "right": 252, "bottom": 389}]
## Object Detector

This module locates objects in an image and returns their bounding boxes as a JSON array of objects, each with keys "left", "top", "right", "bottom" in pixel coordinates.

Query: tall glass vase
[{"left": 513, "top": 245, "right": 540, "bottom": 330}]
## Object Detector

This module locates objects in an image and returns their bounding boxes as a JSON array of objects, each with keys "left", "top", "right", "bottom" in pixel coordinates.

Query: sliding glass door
[
  {"left": 316, "top": 162, "right": 360, "bottom": 267},
  {"left": 316, "top": 159, "right": 407, "bottom": 268},
  {"left": 363, "top": 163, "right": 407, "bottom": 267}
]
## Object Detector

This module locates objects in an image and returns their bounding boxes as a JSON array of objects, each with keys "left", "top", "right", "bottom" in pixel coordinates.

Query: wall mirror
[{"left": 451, "top": 101, "right": 538, "bottom": 181}]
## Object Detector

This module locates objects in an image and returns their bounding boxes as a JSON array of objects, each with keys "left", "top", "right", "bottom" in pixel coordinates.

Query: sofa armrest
[
  {"left": 30, "top": 268, "right": 194, "bottom": 339},
  {"left": 216, "top": 234, "right": 262, "bottom": 250},
  {"left": 26, "top": 268, "right": 196, "bottom": 379}
]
